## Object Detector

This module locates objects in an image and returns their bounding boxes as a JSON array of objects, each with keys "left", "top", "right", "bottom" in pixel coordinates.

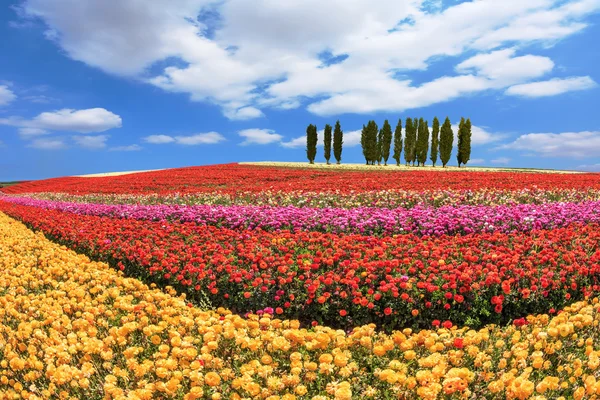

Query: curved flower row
[
  {"left": 12, "top": 187, "right": 600, "bottom": 209},
  {"left": 3, "top": 195, "right": 600, "bottom": 236},
  {"left": 3, "top": 212, "right": 600, "bottom": 400},
  {"left": 4, "top": 163, "right": 599, "bottom": 195},
  {"left": 3, "top": 201, "right": 600, "bottom": 331}
]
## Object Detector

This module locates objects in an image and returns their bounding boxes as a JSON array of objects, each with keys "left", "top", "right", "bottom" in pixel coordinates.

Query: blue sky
[{"left": 1, "top": 0, "right": 599, "bottom": 181}]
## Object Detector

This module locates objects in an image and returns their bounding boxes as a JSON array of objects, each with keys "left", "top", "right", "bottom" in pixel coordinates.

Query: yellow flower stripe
[{"left": 1, "top": 212, "right": 600, "bottom": 400}]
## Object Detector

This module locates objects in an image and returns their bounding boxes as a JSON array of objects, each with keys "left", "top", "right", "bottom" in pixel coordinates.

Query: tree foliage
[
  {"left": 457, "top": 117, "right": 472, "bottom": 167},
  {"left": 361, "top": 120, "right": 379, "bottom": 165},
  {"left": 323, "top": 124, "right": 332, "bottom": 164},
  {"left": 392, "top": 119, "right": 402, "bottom": 166},
  {"left": 403, "top": 118, "right": 414, "bottom": 165},
  {"left": 381, "top": 119, "right": 393, "bottom": 166},
  {"left": 430, "top": 117, "right": 439, "bottom": 167},
  {"left": 306, "top": 124, "right": 318, "bottom": 164},
  {"left": 333, "top": 120, "right": 343, "bottom": 164},
  {"left": 416, "top": 118, "right": 429, "bottom": 166},
  {"left": 439, "top": 117, "right": 453, "bottom": 167}
]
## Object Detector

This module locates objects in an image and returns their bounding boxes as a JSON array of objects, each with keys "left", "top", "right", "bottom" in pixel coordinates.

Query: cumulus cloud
[
  {"left": 469, "top": 158, "right": 485, "bottom": 164},
  {"left": 72, "top": 135, "right": 109, "bottom": 149},
  {"left": 491, "top": 157, "right": 511, "bottom": 165},
  {"left": 18, "top": 0, "right": 600, "bottom": 117},
  {"left": 0, "top": 108, "right": 122, "bottom": 135},
  {"left": 505, "top": 76, "right": 597, "bottom": 97},
  {"left": 0, "top": 85, "right": 16, "bottom": 106},
  {"left": 448, "top": 123, "right": 506, "bottom": 146},
  {"left": 143, "top": 132, "right": 225, "bottom": 145},
  {"left": 281, "top": 129, "right": 362, "bottom": 148},
  {"left": 577, "top": 163, "right": 600, "bottom": 172},
  {"left": 501, "top": 130, "right": 600, "bottom": 158},
  {"left": 109, "top": 144, "right": 142, "bottom": 151},
  {"left": 238, "top": 129, "right": 282, "bottom": 145}
]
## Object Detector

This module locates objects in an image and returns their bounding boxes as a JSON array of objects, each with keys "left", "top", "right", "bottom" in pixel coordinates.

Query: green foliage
[
  {"left": 430, "top": 117, "right": 440, "bottom": 167},
  {"left": 403, "top": 118, "right": 414, "bottom": 165},
  {"left": 393, "top": 119, "right": 402, "bottom": 166},
  {"left": 439, "top": 117, "right": 454, "bottom": 167},
  {"left": 361, "top": 120, "right": 379, "bottom": 165},
  {"left": 380, "top": 120, "right": 393, "bottom": 166},
  {"left": 377, "top": 127, "right": 384, "bottom": 165},
  {"left": 323, "top": 124, "right": 332, "bottom": 164},
  {"left": 333, "top": 120, "right": 343, "bottom": 164},
  {"left": 457, "top": 117, "right": 473, "bottom": 167},
  {"left": 416, "top": 118, "right": 429, "bottom": 166},
  {"left": 306, "top": 124, "right": 318, "bottom": 164}
]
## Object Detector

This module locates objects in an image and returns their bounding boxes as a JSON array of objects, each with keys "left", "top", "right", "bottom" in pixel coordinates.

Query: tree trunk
[{"left": 336, "top": 161, "right": 340, "bottom": 165}]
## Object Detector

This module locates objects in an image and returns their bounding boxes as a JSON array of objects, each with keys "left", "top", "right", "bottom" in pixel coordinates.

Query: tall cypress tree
[
  {"left": 380, "top": 119, "right": 393, "bottom": 166},
  {"left": 368, "top": 120, "right": 379, "bottom": 165},
  {"left": 439, "top": 117, "right": 453, "bottom": 168},
  {"left": 403, "top": 118, "right": 414, "bottom": 166},
  {"left": 377, "top": 127, "right": 384, "bottom": 165},
  {"left": 457, "top": 118, "right": 472, "bottom": 167},
  {"left": 416, "top": 118, "right": 429, "bottom": 166},
  {"left": 393, "top": 119, "right": 402, "bottom": 166},
  {"left": 457, "top": 117, "right": 465, "bottom": 167},
  {"left": 430, "top": 117, "right": 440, "bottom": 167},
  {"left": 306, "top": 124, "right": 318, "bottom": 164},
  {"left": 333, "top": 120, "right": 343, "bottom": 164},
  {"left": 323, "top": 124, "right": 332, "bottom": 165},
  {"left": 411, "top": 118, "right": 419, "bottom": 166},
  {"left": 361, "top": 124, "right": 369, "bottom": 165}
]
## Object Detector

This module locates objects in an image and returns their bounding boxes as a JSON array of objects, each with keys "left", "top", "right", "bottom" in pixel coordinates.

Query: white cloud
[
  {"left": 238, "top": 129, "right": 282, "bottom": 145},
  {"left": 19, "top": 0, "right": 600, "bottom": 117},
  {"left": 501, "top": 130, "right": 600, "bottom": 158},
  {"left": 72, "top": 135, "right": 109, "bottom": 149},
  {"left": 491, "top": 157, "right": 511, "bottom": 165},
  {"left": 0, "top": 85, "right": 16, "bottom": 106},
  {"left": 451, "top": 123, "right": 506, "bottom": 146},
  {"left": 174, "top": 132, "right": 225, "bottom": 145},
  {"left": 0, "top": 108, "right": 122, "bottom": 135},
  {"left": 144, "top": 132, "right": 225, "bottom": 145},
  {"left": 143, "top": 134, "right": 175, "bottom": 144},
  {"left": 109, "top": 144, "right": 142, "bottom": 151},
  {"left": 469, "top": 158, "right": 485, "bottom": 164},
  {"left": 27, "top": 138, "right": 66, "bottom": 150},
  {"left": 505, "top": 76, "right": 597, "bottom": 97}
]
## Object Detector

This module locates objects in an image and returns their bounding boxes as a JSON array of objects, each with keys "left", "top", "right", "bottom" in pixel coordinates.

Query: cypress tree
[
  {"left": 361, "top": 124, "right": 369, "bottom": 165},
  {"left": 403, "top": 118, "right": 414, "bottom": 166},
  {"left": 430, "top": 117, "right": 440, "bottom": 167},
  {"left": 393, "top": 119, "right": 402, "bottom": 166},
  {"left": 457, "top": 117, "right": 465, "bottom": 167},
  {"left": 323, "top": 124, "right": 332, "bottom": 165},
  {"left": 416, "top": 118, "right": 429, "bottom": 166},
  {"left": 377, "top": 127, "right": 384, "bottom": 165},
  {"left": 368, "top": 120, "right": 379, "bottom": 165},
  {"left": 381, "top": 119, "right": 393, "bottom": 166},
  {"left": 333, "top": 120, "right": 343, "bottom": 164},
  {"left": 411, "top": 118, "right": 418, "bottom": 166},
  {"left": 457, "top": 118, "right": 472, "bottom": 167},
  {"left": 439, "top": 117, "right": 453, "bottom": 168},
  {"left": 306, "top": 124, "right": 318, "bottom": 164}
]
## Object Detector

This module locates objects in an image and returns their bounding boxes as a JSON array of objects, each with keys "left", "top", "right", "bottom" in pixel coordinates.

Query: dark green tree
[
  {"left": 361, "top": 124, "right": 369, "bottom": 164},
  {"left": 411, "top": 118, "right": 419, "bottom": 166},
  {"left": 393, "top": 119, "right": 402, "bottom": 166},
  {"left": 416, "top": 118, "right": 429, "bottom": 166},
  {"left": 430, "top": 117, "right": 440, "bottom": 167},
  {"left": 323, "top": 124, "right": 332, "bottom": 165},
  {"left": 306, "top": 124, "right": 318, "bottom": 164},
  {"left": 377, "top": 127, "right": 384, "bottom": 165},
  {"left": 368, "top": 120, "right": 379, "bottom": 165},
  {"left": 457, "top": 117, "right": 472, "bottom": 167},
  {"left": 403, "top": 118, "right": 414, "bottom": 166},
  {"left": 380, "top": 119, "right": 393, "bottom": 166},
  {"left": 439, "top": 117, "right": 453, "bottom": 167},
  {"left": 333, "top": 120, "right": 343, "bottom": 164}
]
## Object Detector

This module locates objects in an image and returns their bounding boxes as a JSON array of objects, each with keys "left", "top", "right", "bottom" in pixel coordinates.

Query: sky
[{"left": 1, "top": 0, "right": 599, "bottom": 181}]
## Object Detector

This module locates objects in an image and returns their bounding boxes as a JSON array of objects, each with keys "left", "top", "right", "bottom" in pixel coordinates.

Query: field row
[
  {"left": 2, "top": 201, "right": 600, "bottom": 330},
  {"left": 4, "top": 164, "right": 600, "bottom": 195},
  {"left": 3, "top": 211, "right": 600, "bottom": 400},
  {"left": 3, "top": 195, "right": 600, "bottom": 237}
]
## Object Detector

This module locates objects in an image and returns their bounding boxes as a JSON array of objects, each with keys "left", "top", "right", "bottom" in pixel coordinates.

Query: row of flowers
[
  {"left": 4, "top": 163, "right": 599, "bottom": 195},
  {"left": 12, "top": 187, "right": 600, "bottom": 209},
  {"left": 2, "top": 200, "right": 600, "bottom": 330},
  {"left": 3, "top": 195, "right": 600, "bottom": 236},
  {"left": 3, "top": 211, "right": 600, "bottom": 400}
]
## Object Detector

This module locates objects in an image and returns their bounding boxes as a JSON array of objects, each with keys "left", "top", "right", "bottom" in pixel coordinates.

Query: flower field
[{"left": 2, "top": 163, "right": 600, "bottom": 398}]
